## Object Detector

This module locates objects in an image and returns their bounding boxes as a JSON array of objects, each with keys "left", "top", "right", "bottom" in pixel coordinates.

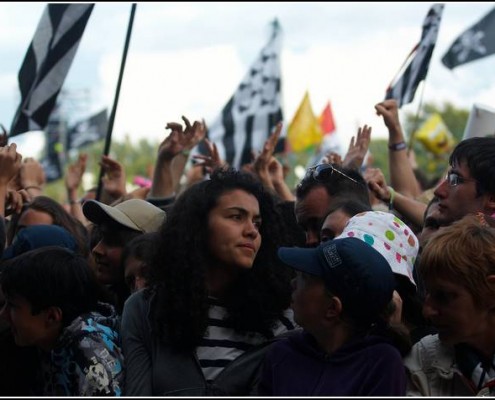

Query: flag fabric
[
  {"left": 319, "top": 101, "right": 336, "bottom": 135},
  {"left": 385, "top": 4, "right": 444, "bottom": 107},
  {"left": 40, "top": 111, "right": 67, "bottom": 182},
  {"left": 442, "top": 7, "right": 495, "bottom": 70},
  {"left": 66, "top": 109, "right": 108, "bottom": 150},
  {"left": 9, "top": 4, "right": 94, "bottom": 137},
  {"left": 414, "top": 113, "right": 455, "bottom": 155},
  {"left": 205, "top": 20, "right": 283, "bottom": 169},
  {"left": 287, "top": 92, "right": 323, "bottom": 153},
  {"left": 462, "top": 103, "right": 495, "bottom": 140}
]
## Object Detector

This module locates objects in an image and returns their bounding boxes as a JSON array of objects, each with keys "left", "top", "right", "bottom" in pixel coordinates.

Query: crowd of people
[{"left": 0, "top": 99, "right": 495, "bottom": 396}]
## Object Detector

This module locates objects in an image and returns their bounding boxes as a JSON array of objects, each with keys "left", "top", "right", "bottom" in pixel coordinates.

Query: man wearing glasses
[
  {"left": 294, "top": 163, "right": 371, "bottom": 247},
  {"left": 432, "top": 136, "right": 495, "bottom": 228}
]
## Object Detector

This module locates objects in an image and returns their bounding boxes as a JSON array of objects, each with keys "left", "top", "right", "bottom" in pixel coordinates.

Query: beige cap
[{"left": 83, "top": 199, "right": 166, "bottom": 233}]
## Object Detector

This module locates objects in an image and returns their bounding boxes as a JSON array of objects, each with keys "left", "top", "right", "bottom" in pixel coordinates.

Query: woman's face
[
  {"left": 423, "top": 275, "right": 492, "bottom": 346},
  {"left": 207, "top": 189, "right": 262, "bottom": 270}
]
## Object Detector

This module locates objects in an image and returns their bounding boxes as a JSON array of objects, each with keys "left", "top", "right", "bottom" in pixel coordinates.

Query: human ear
[
  {"left": 483, "top": 194, "right": 495, "bottom": 215},
  {"left": 45, "top": 306, "right": 63, "bottom": 326},
  {"left": 325, "top": 296, "right": 343, "bottom": 319}
]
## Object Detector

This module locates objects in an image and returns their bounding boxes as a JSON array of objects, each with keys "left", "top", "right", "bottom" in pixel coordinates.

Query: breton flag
[
  {"left": 442, "top": 7, "right": 495, "bottom": 70},
  {"left": 385, "top": 4, "right": 444, "bottom": 108},
  {"left": 205, "top": 20, "right": 283, "bottom": 169},
  {"left": 10, "top": 4, "right": 94, "bottom": 137},
  {"left": 66, "top": 109, "right": 108, "bottom": 150}
]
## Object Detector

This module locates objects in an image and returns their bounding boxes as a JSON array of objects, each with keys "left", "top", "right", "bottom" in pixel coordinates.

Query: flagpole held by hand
[{"left": 96, "top": 3, "right": 137, "bottom": 201}]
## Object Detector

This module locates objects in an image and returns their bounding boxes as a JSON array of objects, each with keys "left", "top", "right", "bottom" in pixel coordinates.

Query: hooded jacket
[
  {"left": 37, "top": 302, "right": 124, "bottom": 396},
  {"left": 257, "top": 330, "right": 407, "bottom": 396}
]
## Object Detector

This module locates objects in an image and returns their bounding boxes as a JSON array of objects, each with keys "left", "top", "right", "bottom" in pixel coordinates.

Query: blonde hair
[{"left": 418, "top": 214, "right": 495, "bottom": 308}]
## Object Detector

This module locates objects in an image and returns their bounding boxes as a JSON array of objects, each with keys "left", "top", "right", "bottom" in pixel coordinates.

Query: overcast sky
[{"left": 1, "top": 2, "right": 495, "bottom": 158}]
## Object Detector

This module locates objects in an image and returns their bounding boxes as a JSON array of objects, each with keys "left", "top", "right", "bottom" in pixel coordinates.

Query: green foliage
[{"left": 44, "top": 135, "right": 160, "bottom": 204}]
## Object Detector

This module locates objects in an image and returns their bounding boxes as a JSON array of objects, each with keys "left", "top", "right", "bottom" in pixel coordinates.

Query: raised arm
[
  {"left": 375, "top": 99, "right": 421, "bottom": 198},
  {"left": 65, "top": 153, "right": 89, "bottom": 225},
  {"left": 342, "top": 124, "right": 372, "bottom": 171},
  {"left": 0, "top": 143, "right": 22, "bottom": 217}
]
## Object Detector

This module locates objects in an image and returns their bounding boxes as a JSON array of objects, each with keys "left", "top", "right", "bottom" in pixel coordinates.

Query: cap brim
[
  {"left": 277, "top": 246, "right": 323, "bottom": 277},
  {"left": 83, "top": 200, "right": 140, "bottom": 231}
]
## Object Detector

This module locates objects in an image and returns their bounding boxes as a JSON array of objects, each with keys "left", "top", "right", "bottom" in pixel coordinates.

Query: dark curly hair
[{"left": 147, "top": 168, "right": 293, "bottom": 350}]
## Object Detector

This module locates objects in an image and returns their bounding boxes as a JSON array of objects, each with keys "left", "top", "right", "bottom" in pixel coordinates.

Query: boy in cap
[
  {"left": 82, "top": 199, "right": 166, "bottom": 313},
  {"left": 257, "top": 237, "right": 408, "bottom": 396}
]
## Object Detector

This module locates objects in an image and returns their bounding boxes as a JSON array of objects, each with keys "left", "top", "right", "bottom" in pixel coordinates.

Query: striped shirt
[{"left": 195, "top": 298, "right": 296, "bottom": 381}]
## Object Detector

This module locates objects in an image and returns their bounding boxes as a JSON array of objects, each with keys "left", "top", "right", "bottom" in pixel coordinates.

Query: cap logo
[{"left": 322, "top": 243, "right": 342, "bottom": 268}]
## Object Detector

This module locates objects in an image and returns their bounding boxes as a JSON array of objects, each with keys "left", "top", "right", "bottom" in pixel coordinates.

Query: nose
[
  {"left": 290, "top": 277, "right": 297, "bottom": 290},
  {"left": 422, "top": 294, "right": 439, "bottom": 319},
  {"left": 305, "top": 230, "right": 320, "bottom": 248},
  {"left": 244, "top": 219, "right": 259, "bottom": 239},
  {"left": 92, "top": 239, "right": 105, "bottom": 258},
  {"left": 433, "top": 177, "right": 449, "bottom": 199}
]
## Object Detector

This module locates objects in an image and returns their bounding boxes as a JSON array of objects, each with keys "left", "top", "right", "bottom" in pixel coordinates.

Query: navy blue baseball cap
[
  {"left": 278, "top": 237, "right": 395, "bottom": 325},
  {"left": 2, "top": 225, "right": 78, "bottom": 260}
]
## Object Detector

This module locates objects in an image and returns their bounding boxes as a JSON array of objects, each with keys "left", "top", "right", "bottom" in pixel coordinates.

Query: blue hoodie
[
  {"left": 258, "top": 330, "right": 406, "bottom": 396},
  {"left": 37, "top": 302, "right": 124, "bottom": 396}
]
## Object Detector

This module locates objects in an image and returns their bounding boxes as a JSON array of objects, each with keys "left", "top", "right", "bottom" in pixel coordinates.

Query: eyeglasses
[
  {"left": 304, "top": 164, "right": 360, "bottom": 185},
  {"left": 445, "top": 171, "right": 478, "bottom": 187}
]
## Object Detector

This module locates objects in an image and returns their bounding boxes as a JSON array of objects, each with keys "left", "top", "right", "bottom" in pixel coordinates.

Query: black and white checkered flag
[
  {"left": 9, "top": 4, "right": 94, "bottom": 137},
  {"left": 205, "top": 20, "right": 283, "bottom": 169},
  {"left": 386, "top": 4, "right": 444, "bottom": 108}
]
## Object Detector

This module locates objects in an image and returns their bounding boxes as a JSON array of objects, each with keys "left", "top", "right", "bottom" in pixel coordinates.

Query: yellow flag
[
  {"left": 415, "top": 113, "right": 455, "bottom": 155},
  {"left": 287, "top": 92, "right": 323, "bottom": 152}
]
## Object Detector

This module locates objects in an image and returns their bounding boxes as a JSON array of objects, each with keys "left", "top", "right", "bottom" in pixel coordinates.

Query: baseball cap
[
  {"left": 278, "top": 237, "right": 395, "bottom": 325},
  {"left": 2, "top": 224, "right": 78, "bottom": 260},
  {"left": 83, "top": 199, "right": 166, "bottom": 233},
  {"left": 335, "top": 211, "right": 419, "bottom": 288}
]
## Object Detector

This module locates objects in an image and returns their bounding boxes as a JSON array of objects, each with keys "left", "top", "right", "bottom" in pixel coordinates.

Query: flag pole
[
  {"left": 407, "top": 75, "right": 427, "bottom": 152},
  {"left": 96, "top": 3, "right": 136, "bottom": 201}
]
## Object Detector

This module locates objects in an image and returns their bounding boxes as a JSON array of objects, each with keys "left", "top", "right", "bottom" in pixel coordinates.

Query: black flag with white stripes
[
  {"left": 385, "top": 4, "right": 444, "bottom": 108},
  {"left": 205, "top": 20, "right": 283, "bottom": 169},
  {"left": 9, "top": 4, "right": 94, "bottom": 137},
  {"left": 442, "top": 7, "right": 495, "bottom": 70}
]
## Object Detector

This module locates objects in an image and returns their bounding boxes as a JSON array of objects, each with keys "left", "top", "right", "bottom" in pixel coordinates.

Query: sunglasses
[
  {"left": 445, "top": 171, "right": 477, "bottom": 187},
  {"left": 303, "top": 164, "right": 360, "bottom": 185}
]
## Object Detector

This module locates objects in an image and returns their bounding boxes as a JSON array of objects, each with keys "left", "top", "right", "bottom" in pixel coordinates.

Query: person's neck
[
  {"left": 463, "top": 316, "right": 495, "bottom": 362},
  {"left": 206, "top": 264, "right": 237, "bottom": 298},
  {"left": 310, "top": 321, "right": 354, "bottom": 355}
]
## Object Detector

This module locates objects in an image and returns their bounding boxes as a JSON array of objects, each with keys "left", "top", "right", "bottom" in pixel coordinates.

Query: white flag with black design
[
  {"left": 205, "top": 20, "right": 283, "bottom": 169},
  {"left": 442, "top": 7, "right": 495, "bottom": 70},
  {"left": 385, "top": 4, "right": 444, "bottom": 108},
  {"left": 10, "top": 4, "right": 94, "bottom": 137}
]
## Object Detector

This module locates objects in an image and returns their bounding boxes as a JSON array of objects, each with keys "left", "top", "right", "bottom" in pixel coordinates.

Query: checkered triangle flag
[
  {"left": 9, "top": 4, "right": 94, "bottom": 137},
  {"left": 205, "top": 20, "right": 283, "bottom": 169},
  {"left": 442, "top": 7, "right": 495, "bottom": 70},
  {"left": 385, "top": 4, "right": 444, "bottom": 108}
]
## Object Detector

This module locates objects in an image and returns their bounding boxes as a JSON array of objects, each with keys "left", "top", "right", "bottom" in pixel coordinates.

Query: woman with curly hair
[{"left": 121, "top": 168, "right": 296, "bottom": 396}]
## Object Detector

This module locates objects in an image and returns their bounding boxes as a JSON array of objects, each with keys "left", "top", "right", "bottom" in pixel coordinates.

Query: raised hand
[
  {"left": 0, "top": 143, "right": 22, "bottom": 186},
  {"left": 66, "top": 153, "right": 87, "bottom": 192},
  {"left": 192, "top": 138, "right": 225, "bottom": 174},
  {"left": 180, "top": 116, "right": 206, "bottom": 151},
  {"left": 374, "top": 99, "right": 402, "bottom": 138},
  {"left": 100, "top": 154, "right": 126, "bottom": 199},
  {"left": 343, "top": 124, "right": 372, "bottom": 171}
]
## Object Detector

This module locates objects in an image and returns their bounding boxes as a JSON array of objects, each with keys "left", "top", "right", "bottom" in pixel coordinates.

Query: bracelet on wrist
[
  {"left": 24, "top": 185, "right": 42, "bottom": 191},
  {"left": 388, "top": 141, "right": 407, "bottom": 151},
  {"left": 387, "top": 186, "right": 395, "bottom": 210}
]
